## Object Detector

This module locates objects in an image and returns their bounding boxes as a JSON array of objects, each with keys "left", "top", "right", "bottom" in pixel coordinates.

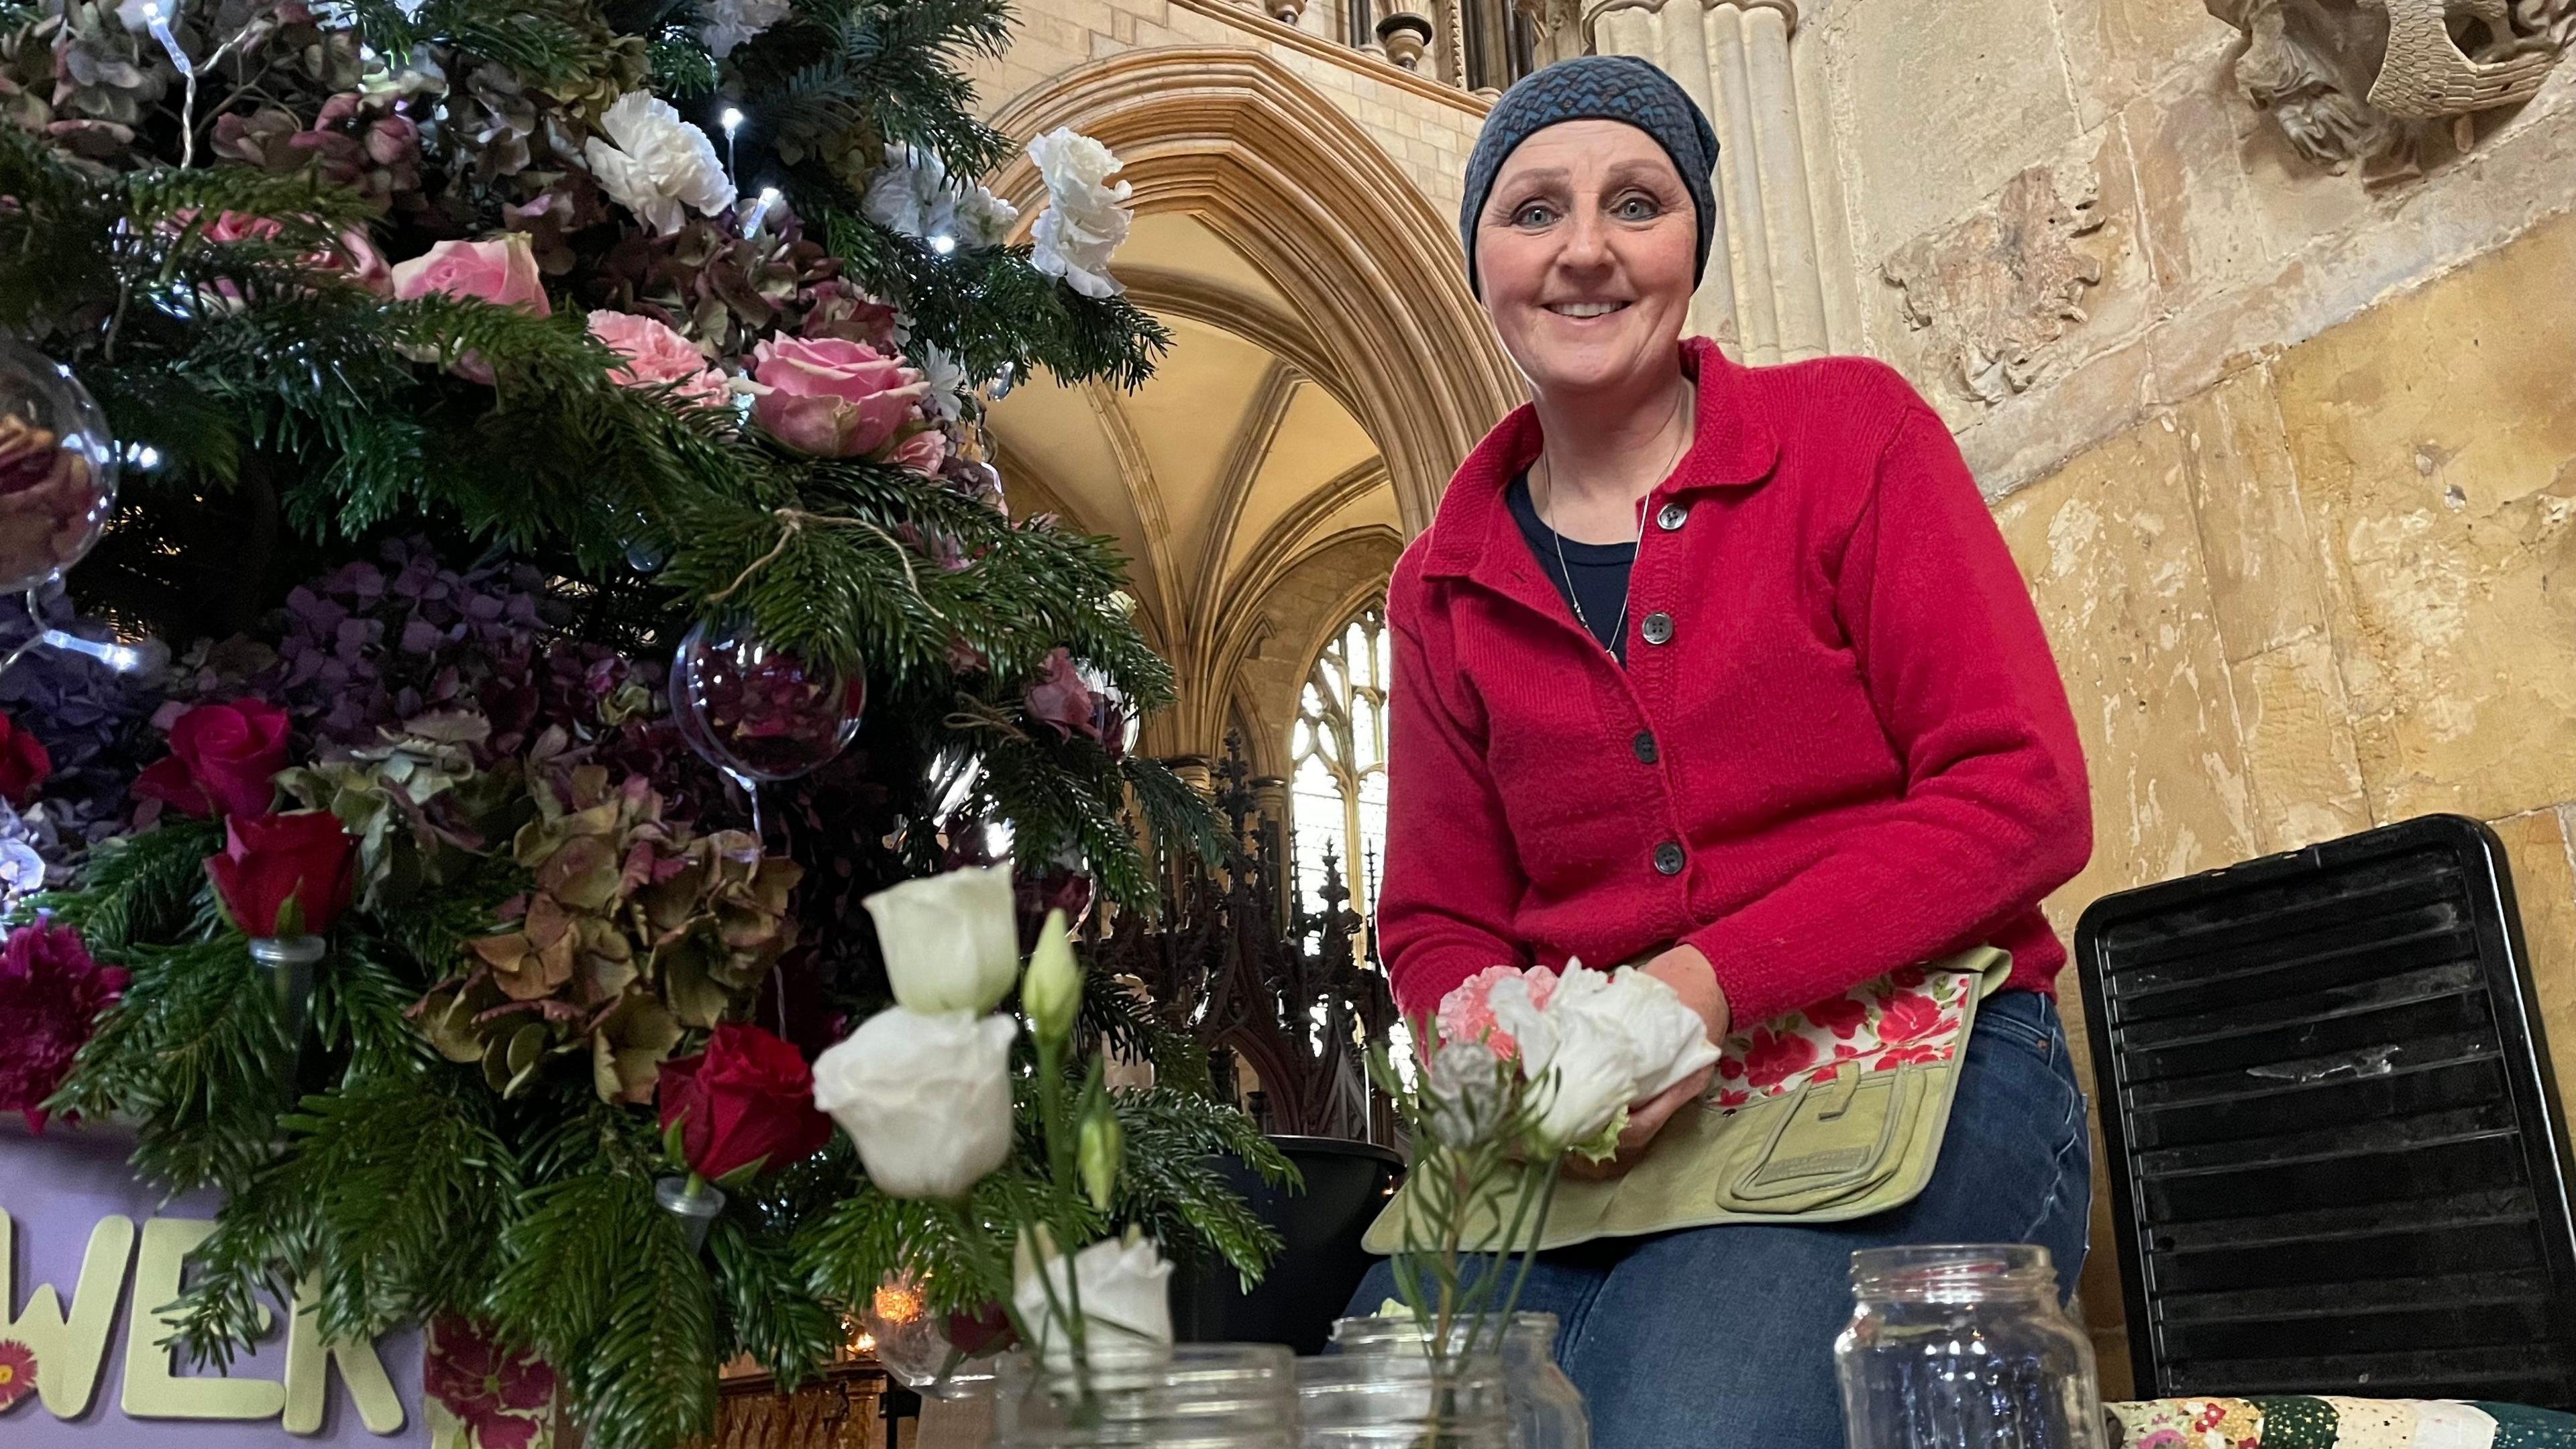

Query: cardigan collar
[{"left": 1419, "top": 337, "right": 1780, "bottom": 583}]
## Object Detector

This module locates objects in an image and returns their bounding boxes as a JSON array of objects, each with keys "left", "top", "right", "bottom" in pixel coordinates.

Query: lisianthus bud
[
  {"left": 1022, "top": 908, "right": 1080, "bottom": 1045},
  {"left": 1078, "top": 1103, "right": 1122, "bottom": 1213}
]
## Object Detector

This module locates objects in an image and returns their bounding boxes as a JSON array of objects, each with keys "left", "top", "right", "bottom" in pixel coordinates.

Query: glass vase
[
  {"left": 994, "top": 1342, "right": 1297, "bottom": 1449},
  {"left": 1327, "top": 1313, "right": 1585, "bottom": 1449},
  {"left": 1833, "top": 1244, "right": 2104, "bottom": 1449},
  {"left": 1299, "top": 1320, "right": 1511, "bottom": 1449}
]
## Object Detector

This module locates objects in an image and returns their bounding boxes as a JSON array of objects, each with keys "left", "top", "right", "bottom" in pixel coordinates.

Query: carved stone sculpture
[
  {"left": 2208, "top": 0, "right": 2573, "bottom": 182},
  {"left": 1882, "top": 166, "right": 2106, "bottom": 409}
]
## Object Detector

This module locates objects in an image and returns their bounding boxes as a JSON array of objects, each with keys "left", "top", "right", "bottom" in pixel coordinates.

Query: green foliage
[
  {"left": 1111, "top": 1088, "right": 1294, "bottom": 1289},
  {"left": 49, "top": 934, "right": 291, "bottom": 1196},
  {"left": 709, "top": 1218, "right": 843, "bottom": 1388},
  {"left": 15, "top": 817, "right": 222, "bottom": 949},
  {"left": 490, "top": 1172, "right": 721, "bottom": 1449}
]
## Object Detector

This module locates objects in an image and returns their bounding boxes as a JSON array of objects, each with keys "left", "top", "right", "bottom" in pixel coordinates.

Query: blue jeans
[{"left": 1346, "top": 990, "right": 2093, "bottom": 1449}]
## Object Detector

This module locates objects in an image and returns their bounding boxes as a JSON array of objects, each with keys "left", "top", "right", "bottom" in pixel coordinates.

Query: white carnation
[
  {"left": 863, "top": 145, "right": 1018, "bottom": 250},
  {"left": 1025, "top": 127, "right": 1132, "bottom": 299},
  {"left": 582, "top": 91, "right": 737, "bottom": 235},
  {"left": 697, "top": 0, "right": 790, "bottom": 58},
  {"left": 916, "top": 342, "right": 969, "bottom": 422}
]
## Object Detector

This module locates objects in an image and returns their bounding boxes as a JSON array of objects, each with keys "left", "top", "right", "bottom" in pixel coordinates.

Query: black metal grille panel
[{"left": 2075, "top": 814, "right": 2576, "bottom": 1407}]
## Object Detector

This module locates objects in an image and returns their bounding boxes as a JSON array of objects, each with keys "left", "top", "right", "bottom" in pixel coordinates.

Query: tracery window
[{"left": 1289, "top": 603, "right": 1390, "bottom": 928}]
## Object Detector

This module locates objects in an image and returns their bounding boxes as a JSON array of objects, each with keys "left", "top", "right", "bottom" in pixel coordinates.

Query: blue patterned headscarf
[{"left": 1459, "top": 56, "right": 1720, "bottom": 297}]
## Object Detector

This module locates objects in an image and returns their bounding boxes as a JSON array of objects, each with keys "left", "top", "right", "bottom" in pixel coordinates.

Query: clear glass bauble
[
  {"left": 1323, "top": 1313, "right": 1579, "bottom": 1449},
  {"left": 994, "top": 1342, "right": 1297, "bottom": 1449},
  {"left": 1833, "top": 1244, "right": 2104, "bottom": 1449},
  {"left": 0, "top": 340, "right": 119, "bottom": 596},
  {"left": 667, "top": 616, "right": 865, "bottom": 783}
]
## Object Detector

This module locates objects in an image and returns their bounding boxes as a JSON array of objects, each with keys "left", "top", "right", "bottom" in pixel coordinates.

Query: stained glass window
[{"left": 1290, "top": 602, "right": 1390, "bottom": 928}]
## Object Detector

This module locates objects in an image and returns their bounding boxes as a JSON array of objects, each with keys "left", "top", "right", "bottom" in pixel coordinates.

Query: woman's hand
[{"left": 1562, "top": 945, "right": 1729, "bottom": 1179}]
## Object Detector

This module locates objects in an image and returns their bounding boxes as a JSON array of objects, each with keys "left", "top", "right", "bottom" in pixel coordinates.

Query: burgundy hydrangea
[{"left": 0, "top": 919, "right": 129, "bottom": 1132}]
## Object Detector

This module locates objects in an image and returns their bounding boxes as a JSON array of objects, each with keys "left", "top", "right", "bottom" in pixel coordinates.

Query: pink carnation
[
  {"left": 748, "top": 336, "right": 928, "bottom": 458},
  {"left": 390, "top": 235, "right": 551, "bottom": 384},
  {"left": 0, "top": 920, "right": 128, "bottom": 1132},
  {"left": 1436, "top": 964, "right": 1557, "bottom": 1058},
  {"left": 586, "top": 311, "right": 729, "bottom": 409}
]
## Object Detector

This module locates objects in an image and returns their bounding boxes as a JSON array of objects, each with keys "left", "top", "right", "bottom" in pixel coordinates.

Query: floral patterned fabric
[
  {"left": 2104, "top": 1398, "right": 2576, "bottom": 1449},
  {"left": 1708, "top": 961, "right": 1974, "bottom": 1112}
]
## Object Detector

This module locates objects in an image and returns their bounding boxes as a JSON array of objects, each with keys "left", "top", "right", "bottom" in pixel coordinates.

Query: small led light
[
  {"left": 719, "top": 106, "right": 745, "bottom": 136},
  {"left": 744, "top": 186, "right": 781, "bottom": 233},
  {"left": 928, "top": 233, "right": 956, "bottom": 255}
]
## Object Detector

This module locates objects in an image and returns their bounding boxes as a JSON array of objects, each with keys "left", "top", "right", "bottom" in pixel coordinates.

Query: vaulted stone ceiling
[{"left": 987, "top": 211, "right": 1404, "bottom": 729}]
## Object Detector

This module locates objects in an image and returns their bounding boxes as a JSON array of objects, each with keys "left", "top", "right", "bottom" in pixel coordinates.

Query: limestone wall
[
  {"left": 1792, "top": 0, "right": 2576, "bottom": 496},
  {"left": 1996, "top": 208, "right": 2576, "bottom": 1393},
  {"left": 969, "top": 0, "right": 1488, "bottom": 217}
]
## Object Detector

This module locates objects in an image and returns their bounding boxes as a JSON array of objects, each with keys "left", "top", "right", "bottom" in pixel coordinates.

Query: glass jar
[
  {"left": 1316, "top": 1313, "right": 1580, "bottom": 1449},
  {"left": 994, "top": 1342, "right": 1298, "bottom": 1449},
  {"left": 1833, "top": 1245, "right": 2104, "bottom": 1449}
]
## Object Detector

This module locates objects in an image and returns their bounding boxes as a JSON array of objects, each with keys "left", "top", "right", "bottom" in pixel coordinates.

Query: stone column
[
  {"left": 1166, "top": 755, "right": 1216, "bottom": 796},
  {"left": 1249, "top": 775, "right": 1294, "bottom": 920},
  {"left": 1584, "top": 0, "right": 1837, "bottom": 363}
]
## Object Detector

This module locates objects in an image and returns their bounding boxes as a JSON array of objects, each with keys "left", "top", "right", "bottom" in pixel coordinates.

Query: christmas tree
[{"left": 0, "top": 0, "right": 1281, "bottom": 1444}]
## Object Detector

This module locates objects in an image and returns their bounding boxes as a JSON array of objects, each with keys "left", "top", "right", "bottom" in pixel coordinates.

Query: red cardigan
[{"left": 1377, "top": 338, "right": 2092, "bottom": 1026}]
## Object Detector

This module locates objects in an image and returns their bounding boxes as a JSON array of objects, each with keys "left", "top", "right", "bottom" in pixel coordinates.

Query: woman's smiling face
[{"left": 1472, "top": 119, "right": 1698, "bottom": 400}]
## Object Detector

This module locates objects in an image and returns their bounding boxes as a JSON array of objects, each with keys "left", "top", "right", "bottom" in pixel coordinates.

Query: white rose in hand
[
  {"left": 1012, "top": 1230, "right": 1175, "bottom": 1371},
  {"left": 1493, "top": 973, "right": 1650, "bottom": 1151},
  {"left": 812, "top": 1007, "right": 1018, "bottom": 1199},
  {"left": 1491, "top": 964, "right": 1723, "bottom": 1152},
  {"left": 863, "top": 865, "right": 1021, "bottom": 1015}
]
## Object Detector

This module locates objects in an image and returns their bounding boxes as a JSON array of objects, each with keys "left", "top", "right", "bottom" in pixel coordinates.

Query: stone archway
[{"left": 987, "top": 47, "right": 1524, "bottom": 539}]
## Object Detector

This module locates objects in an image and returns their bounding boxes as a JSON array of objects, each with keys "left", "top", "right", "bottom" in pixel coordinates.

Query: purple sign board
[{"left": 1, "top": 1118, "right": 430, "bottom": 1445}]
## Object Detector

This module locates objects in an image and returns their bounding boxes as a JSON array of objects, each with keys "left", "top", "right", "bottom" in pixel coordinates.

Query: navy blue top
[{"left": 1505, "top": 471, "right": 1635, "bottom": 663}]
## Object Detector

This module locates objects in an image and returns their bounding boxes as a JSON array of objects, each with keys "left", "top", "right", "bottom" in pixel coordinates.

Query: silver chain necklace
[{"left": 1536, "top": 381, "right": 1693, "bottom": 654}]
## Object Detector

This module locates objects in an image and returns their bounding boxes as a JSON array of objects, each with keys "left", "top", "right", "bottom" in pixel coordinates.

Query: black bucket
[{"left": 1173, "top": 1134, "right": 1405, "bottom": 1354}]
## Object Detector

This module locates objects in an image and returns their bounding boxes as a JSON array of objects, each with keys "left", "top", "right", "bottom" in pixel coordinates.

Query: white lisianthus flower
[
  {"left": 697, "top": 0, "right": 790, "bottom": 58},
  {"left": 862, "top": 864, "right": 1021, "bottom": 1014},
  {"left": 812, "top": 1007, "right": 1018, "bottom": 1199},
  {"left": 1025, "top": 127, "right": 1133, "bottom": 299},
  {"left": 1491, "top": 963, "right": 1722, "bottom": 1152},
  {"left": 1012, "top": 1229, "right": 1175, "bottom": 1371},
  {"left": 582, "top": 92, "right": 737, "bottom": 235}
]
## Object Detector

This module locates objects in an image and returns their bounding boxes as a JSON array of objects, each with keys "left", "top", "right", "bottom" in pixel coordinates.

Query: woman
[{"left": 1353, "top": 56, "right": 2096, "bottom": 1449}]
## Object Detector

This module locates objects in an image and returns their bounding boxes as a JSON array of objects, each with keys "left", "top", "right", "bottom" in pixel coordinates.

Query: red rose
[
  {"left": 134, "top": 700, "right": 290, "bottom": 819},
  {"left": 0, "top": 712, "right": 50, "bottom": 808},
  {"left": 1741, "top": 1026, "right": 1818, "bottom": 1090},
  {"left": 944, "top": 1302, "right": 1017, "bottom": 1359},
  {"left": 205, "top": 810, "right": 357, "bottom": 937},
  {"left": 655, "top": 1022, "right": 833, "bottom": 1181}
]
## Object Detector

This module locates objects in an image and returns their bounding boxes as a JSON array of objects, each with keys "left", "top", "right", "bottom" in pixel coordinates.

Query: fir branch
[
  {"left": 17, "top": 818, "right": 221, "bottom": 949},
  {"left": 794, "top": 1170, "right": 1063, "bottom": 1320},
  {"left": 1111, "top": 1087, "right": 1291, "bottom": 1290},
  {"left": 708, "top": 1218, "right": 841, "bottom": 1388},
  {"left": 492, "top": 1171, "right": 722, "bottom": 1449},
  {"left": 309, "top": 936, "right": 439, "bottom": 1085},
  {"left": 50, "top": 934, "right": 292, "bottom": 1197}
]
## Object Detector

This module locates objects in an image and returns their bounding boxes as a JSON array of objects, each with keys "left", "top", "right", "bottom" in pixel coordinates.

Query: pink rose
[
  {"left": 748, "top": 336, "right": 928, "bottom": 458},
  {"left": 172, "top": 211, "right": 392, "bottom": 299},
  {"left": 390, "top": 235, "right": 551, "bottom": 313},
  {"left": 1436, "top": 964, "right": 1558, "bottom": 1058},
  {"left": 390, "top": 235, "right": 551, "bottom": 384},
  {"left": 586, "top": 311, "right": 729, "bottom": 408},
  {"left": 885, "top": 423, "right": 947, "bottom": 476}
]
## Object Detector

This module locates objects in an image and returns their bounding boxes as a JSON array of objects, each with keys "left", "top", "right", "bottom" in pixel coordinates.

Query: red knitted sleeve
[
  {"left": 1682, "top": 404, "right": 2092, "bottom": 1024},
  {"left": 1375, "top": 602, "right": 1529, "bottom": 1022}
]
